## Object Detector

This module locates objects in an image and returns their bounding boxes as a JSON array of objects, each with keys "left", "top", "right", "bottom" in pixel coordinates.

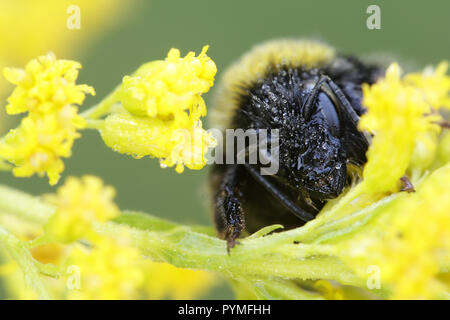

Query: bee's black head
[
  {"left": 289, "top": 118, "right": 347, "bottom": 199},
  {"left": 267, "top": 71, "right": 349, "bottom": 200},
  {"left": 235, "top": 66, "right": 370, "bottom": 200}
]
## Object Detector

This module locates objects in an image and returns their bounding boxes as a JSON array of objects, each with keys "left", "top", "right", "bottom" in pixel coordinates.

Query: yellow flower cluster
[
  {"left": 31, "top": 175, "right": 214, "bottom": 300},
  {"left": 66, "top": 236, "right": 145, "bottom": 300},
  {"left": 143, "top": 261, "right": 216, "bottom": 300},
  {"left": 0, "top": 109, "right": 85, "bottom": 185},
  {"left": 66, "top": 236, "right": 215, "bottom": 300},
  {"left": 359, "top": 62, "right": 450, "bottom": 193},
  {"left": 101, "top": 46, "right": 217, "bottom": 173},
  {"left": 339, "top": 164, "right": 450, "bottom": 299},
  {"left": 406, "top": 62, "right": 450, "bottom": 107},
  {"left": 0, "top": 53, "right": 95, "bottom": 184},
  {"left": 44, "top": 175, "right": 119, "bottom": 243},
  {"left": 3, "top": 53, "right": 95, "bottom": 115},
  {"left": 119, "top": 46, "right": 216, "bottom": 117},
  {"left": 332, "top": 62, "right": 450, "bottom": 299}
]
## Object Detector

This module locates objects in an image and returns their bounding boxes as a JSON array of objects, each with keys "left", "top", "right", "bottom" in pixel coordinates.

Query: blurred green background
[{"left": 0, "top": 0, "right": 449, "bottom": 299}]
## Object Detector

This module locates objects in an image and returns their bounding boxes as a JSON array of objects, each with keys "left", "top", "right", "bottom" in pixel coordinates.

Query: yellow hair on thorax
[{"left": 209, "top": 39, "right": 336, "bottom": 130}]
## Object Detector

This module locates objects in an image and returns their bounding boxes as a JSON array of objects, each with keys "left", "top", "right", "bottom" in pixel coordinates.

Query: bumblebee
[{"left": 209, "top": 39, "right": 384, "bottom": 249}]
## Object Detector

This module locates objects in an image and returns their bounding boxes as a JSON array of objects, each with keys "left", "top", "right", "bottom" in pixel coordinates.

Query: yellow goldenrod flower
[
  {"left": 101, "top": 46, "right": 217, "bottom": 173},
  {"left": 101, "top": 111, "right": 216, "bottom": 173},
  {"left": 359, "top": 62, "right": 449, "bottom": 193},
  {"left": 65, "top": 235, "right": 215, "bottom": 300},
  {"left": 0, "top": 108, "right": 85, "bottom": 185},
  {"left": 44, "top": 176, "right": 119, "bottom": 243},
  {"left": 407, "top": 62, "right": 450, "bottom": 174},
  {"left": 333, "top": 62, "right": 450, "bottom": 299},
  {"left": 119, "top": 46, "right": 216, "bottom": 118},
  {"left": 3, "top": 52, "right": 95, "bottom": 115},
  {"left": 338, "top": 164, "right": 450, "bottom": 299},
  {"left": 0, "top": 53, "right": 94, "bottom": 184},
  {"left": 66, "top": 236, "right": 145, "bottom": 300},
  {"left": 405, "top": 61, "right": 450, "bottom": 109},
  {"left": 142, "top": 261, "right": 216, "bottom": 300}
]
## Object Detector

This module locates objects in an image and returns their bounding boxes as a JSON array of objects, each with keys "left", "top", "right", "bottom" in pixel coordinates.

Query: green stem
[
  {"left": 84, "top": 119, "right": 105, "bottom": 130},
  {"left": 35, "top": 261, "right": 62, "bottom": 279},
  {"left": 95, "top": 221, "right": 364, "bottom": 288},
  {"left": 0, "top": 184, "right": 371, "bottom": 297},
  {"left": 0, "top": 185, "right": 54, "bottom": 225},
  {"left": 26, "top": 234, "right": 52, "bottom": 248},
  {"left": 80, "top": 85, "right": 120, "bottom": 120}
]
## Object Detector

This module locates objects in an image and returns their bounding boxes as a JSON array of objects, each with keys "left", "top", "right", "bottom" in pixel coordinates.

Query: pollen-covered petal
[
  {"left": 405, "top": 61, "right": 450, "bottom": 109},
  {"left": 64, "top": 235, "right": 216, "bottom": 300},
  {"left": 0, "top": 53, "right": 92, "bottom": 184},
  {"left": 66, "top": 236, "right": 144, "bottom": 300},
  {"left": 337, "top": 164, "right": 450, "bottom": 299},
  {"left": 3, "top": 52, "right": 95, "bottom": 115},
  {"left": 44, "top": 176, "right": 120, "bottom": 243},
  {"left": 105, "top": 46, "right": 217, "bottom": 173},
  {"left": 0, "top": 107, "right": 86, "bottom": 185},
  {"left": 358, "top": 62, "right": 449, "bottom": 193},
  {"left": 118, "top": 46, "right": 216, "bottom": 119}
]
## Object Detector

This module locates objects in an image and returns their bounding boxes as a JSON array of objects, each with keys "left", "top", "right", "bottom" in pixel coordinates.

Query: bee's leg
[
  {"left": 244, "top": 164, "right": 315, "bottom": 222},
  {"left": 213, "top": 164, "right": 245, "bottom": 252}
]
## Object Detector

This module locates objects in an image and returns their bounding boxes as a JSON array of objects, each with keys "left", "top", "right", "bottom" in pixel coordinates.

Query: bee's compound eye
[{"left": 317, "top": 92, "right": 341, "bottom": 137}]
